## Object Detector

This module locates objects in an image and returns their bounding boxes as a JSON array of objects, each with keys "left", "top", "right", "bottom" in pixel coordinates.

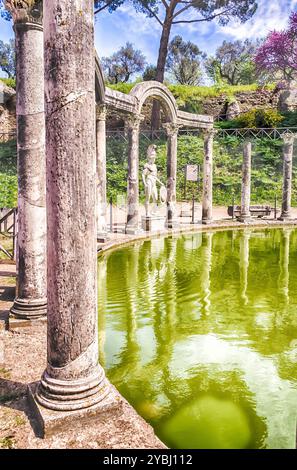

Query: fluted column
[
  {"left": 239, "top": 141, "right": 252, "bottom": 223},
  {"left": 6, "top": 1, "right": 47, "bottom": 320},
  {"left": 278, "top": 133, "right": 295, "bottom": 221},
  {"left": 96, "top": 104, "right": 107, "bottom": 241},
  {"left": 32, "top": 0, "right": 110, "bottom": 416},
  {"left": 163, "top": 123, "right": 179, "bottom": 229},
  {"left": 126, "top": 114, "right": 143, "bottom": 234},
  {"left": 202, "top": 129, "right": 215, "bottom": 225}
]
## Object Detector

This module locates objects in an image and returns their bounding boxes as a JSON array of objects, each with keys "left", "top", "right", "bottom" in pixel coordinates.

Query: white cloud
[{"left": 219, "top": 0, "right": 297, "bottom": 40}]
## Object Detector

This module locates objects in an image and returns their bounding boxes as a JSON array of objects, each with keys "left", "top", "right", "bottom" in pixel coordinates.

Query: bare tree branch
[
  {"left": 172, "top": 9, "right": 232, "bottom": 25},
  {"left": 94, "top": 1, "right": 114, "bottom": 15}
]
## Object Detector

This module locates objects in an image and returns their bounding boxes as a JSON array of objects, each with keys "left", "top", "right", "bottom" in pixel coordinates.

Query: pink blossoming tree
[{"left": 255, "top": 12, "right": 297, "bottom": 82}]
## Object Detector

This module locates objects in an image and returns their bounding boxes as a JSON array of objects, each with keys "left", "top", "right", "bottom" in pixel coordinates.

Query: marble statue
[{"left": 142, "top": 144, "right": 166, "bottom": 217}]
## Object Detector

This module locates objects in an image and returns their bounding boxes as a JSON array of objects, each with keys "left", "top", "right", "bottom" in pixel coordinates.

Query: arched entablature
[
  {"left": 129, "top": 81, "right": 178, "bottom": 124},
  {"left": 95, "top": 52, "right": 105, "bottom": 105}
]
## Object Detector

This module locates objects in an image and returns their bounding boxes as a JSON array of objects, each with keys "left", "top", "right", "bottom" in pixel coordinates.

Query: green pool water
[{"left": 97, "top": 228, "right": 297, "bottom": 449}]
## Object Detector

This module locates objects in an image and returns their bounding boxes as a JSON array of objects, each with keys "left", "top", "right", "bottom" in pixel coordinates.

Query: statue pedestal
[{"left": 142, "top": 215, "right": 166, "bottom": 232}]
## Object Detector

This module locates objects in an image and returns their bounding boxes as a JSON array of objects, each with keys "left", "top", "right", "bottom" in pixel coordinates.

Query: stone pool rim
[{"left": 97, "top": 218, "right": 297, "bottom": 258}]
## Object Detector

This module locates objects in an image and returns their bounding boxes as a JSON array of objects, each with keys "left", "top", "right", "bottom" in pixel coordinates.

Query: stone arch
[
  {"left": 95, "top": 51, "right": 105, "bottom": 104},
  {"left": 129, "top": 81, "right": 178, "bottom": 123}
]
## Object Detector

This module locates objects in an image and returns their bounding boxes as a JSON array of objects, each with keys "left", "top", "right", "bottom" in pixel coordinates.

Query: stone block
[
  {"left": 142, "top": 215, "right": 166, "bottom": 232},
  {"left": 27, "top": 382, "right": 120, "bottom": 438}
]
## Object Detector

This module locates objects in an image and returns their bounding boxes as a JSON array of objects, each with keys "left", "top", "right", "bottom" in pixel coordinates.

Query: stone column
[
  {"left": 30, "top": 0, "right": 110, "bottom": 424},
  {"left": 126, "top": 114, "right": 143, "bottom": 234},
  {"left": 201, "top": 232, "right": 213, "bottom": 316},
  {"left": 240, "top": 230, "right": 251, "bottom": 305},
  {"left": 96, "top": 104, "right": 108, "bottom": 241},
  {"left": 202, "top": 129, "right": 215, "bottom": 225},
  {"left": 7, "top": 1, "right": 47, "bottom": 320},
  {"left": 239, "top": 141, "right": 252, "bottom": 223},
  {"left": 163, "top": 123, "right": 179, "bottom": 229},
  {"left": 278, "top": 133, "right": 295, "bottom": 221},
  {"left": 278, "top": 228, "right": 291, "bottom": 302}
]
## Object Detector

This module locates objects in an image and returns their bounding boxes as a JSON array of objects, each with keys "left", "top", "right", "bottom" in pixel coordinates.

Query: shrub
[
  {"left": 236, "top": 108, "right": 284, "bottom": 128},
  {"left": 0, "top": 77, "right": 16, "bottom": 89}
]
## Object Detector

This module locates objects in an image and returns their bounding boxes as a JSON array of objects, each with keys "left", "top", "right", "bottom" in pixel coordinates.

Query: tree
[
  {"left": 255, "top": 11, "right": 297, "bottom": 82},
  {"left": 143, "top": 64, "right": 157, "bottom": 81},
  {"left": 0, "top": 38, "right": 15, "bottom": 78},
  {"left": 127, "top": 0, "right": 258, "bottom": 129},
  {"left": 102, "top": 42, "right": 146, "bottom": 84},
  {"left": 205, "top": 39, "right": 262, "bottom": 85},
  {"left": 166, "top": 35, "right": 204, "bottom": 85}
]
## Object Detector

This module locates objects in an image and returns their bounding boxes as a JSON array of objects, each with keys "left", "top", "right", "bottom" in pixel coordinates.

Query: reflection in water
[{"left": 98, "top": 228, "right": 297, "bottom": 449}]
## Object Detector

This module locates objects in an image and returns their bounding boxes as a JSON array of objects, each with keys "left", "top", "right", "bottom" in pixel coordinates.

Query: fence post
[
  {"left": 191, "top": 194, "right": 195, "bottom": 224},
  {"left": 109, "top": 196, "right": 113, "bottom": 233},
  {"left": 232, "top": 192, "right": 235, "bottom": 221},
  {"left": 274, "top": 194, "right": 277, "bottom": 219}
]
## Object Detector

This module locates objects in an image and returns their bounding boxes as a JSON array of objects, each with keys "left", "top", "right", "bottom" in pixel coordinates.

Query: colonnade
[
  {"left": 5, "top": 0, "right": 296, "bottom": 436},
  {"left": 95, "top": 121, "right": 215, "bottom": 233},
  {"left": 239, "top": 134, "right": 295, "bottom": 222}
]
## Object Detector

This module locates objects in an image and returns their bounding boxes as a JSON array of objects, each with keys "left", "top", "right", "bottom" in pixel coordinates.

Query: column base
[
  {"left": 142, "top": 215, "right": 166, "bottom": 232},
  {"left": 28, "top": 381, "right": 118, "bottom": 438},
  {"left": 10, "top": 297, "right": 47, "bottom": 320},
  {"left": 35, "top": 365, "right": 110, "bottom": 412},
  {"left": 278, "top": 215, "right": 292, "bottom": 221},
  {"left": 238, "top": 216, "right": 252, "bottom": 223},
  {"left": 166, "top": 218, "right": 179, "bottom": 229},
  {"left": 97, "top": 231, "right": 109, "bottom": 243},
  {"left": 202, "top": 218, "right": 213, "bottom": 226},
  {"left": 125, "top": 226, "right": 143, "bottom": 235}
]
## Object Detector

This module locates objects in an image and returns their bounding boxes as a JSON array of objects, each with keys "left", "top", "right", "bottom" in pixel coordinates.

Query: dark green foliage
[
  {"left": 0, "top": 140, "right": 17, "bottom": 208},
  {"left": 143, "top": 65, "right": 157, "bottom": 81},
  {"left": 0, "top": 135, "right": 293, "bottom": 211},
  {"left": 106, "top": 134, "right": 290, "bottom": 207},
  {"left": 281, "top": 111, "right": 297, "bottom": 128}
]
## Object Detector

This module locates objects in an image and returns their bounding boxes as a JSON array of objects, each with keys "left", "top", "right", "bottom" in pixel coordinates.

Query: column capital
[
  {"left": 282, "top": 132, "right": 295, "bottom": 144},
  {"left": 6, "top": 0, "right": 43, "bottom": 28},
  {"left": 96, "top": 104, "right": 107, "bottom": 121},
  {"left": 163, "top": 122, "right": 180, "bottom": 137},
  {"left": 125, "top": 113, "right": 145, "bottom": 131}
]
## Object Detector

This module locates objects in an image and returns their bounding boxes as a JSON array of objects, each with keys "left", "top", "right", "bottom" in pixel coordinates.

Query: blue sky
[{"left": 0, "top": 0, "right": 297, "bottom": 76}]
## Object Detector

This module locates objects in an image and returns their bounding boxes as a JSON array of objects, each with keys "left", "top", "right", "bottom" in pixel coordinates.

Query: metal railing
[{"left": 0, "top": 207, "right": 17, "bottom": 260}]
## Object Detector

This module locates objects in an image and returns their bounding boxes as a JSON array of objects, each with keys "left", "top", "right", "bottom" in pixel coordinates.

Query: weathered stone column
[
  {"left": 126, "top": 114, "right": 143, "bottom": 234},
  {"left": 163, "top": 123, "right": 179, "bottom": 229},
  {"left": 6, "top": 1, "right": 47, "bottom": 320},
  {"left": 240, "top": 230, "right": 251, "bottom": 305},
  {"left": 96, "top": 104, "right": 108, "bottom": 241},
  {"left": 201, "top": 232, "right": 213, "bottom": 316},
  {"left": 29, "top": 0, "right": 110, "bottom": 425},
  {"left": 278, "top": 228, "right": 291, "bottom": 302},
  {"left": 239, "top": 141, "right": 252, "bottom": 223},
  {"left": 278, "top": 133, "right": 295, "bottom": 221},
  {"left": 202, "top": 129, "right": 215, "bottom": 225}
]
